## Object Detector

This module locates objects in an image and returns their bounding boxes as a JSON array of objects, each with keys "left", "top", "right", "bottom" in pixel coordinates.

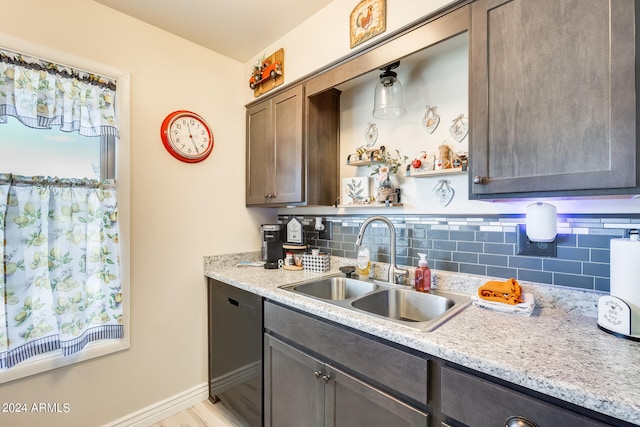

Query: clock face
[{"left": 161, "top": 111, "right": 214, "bottom": 163}]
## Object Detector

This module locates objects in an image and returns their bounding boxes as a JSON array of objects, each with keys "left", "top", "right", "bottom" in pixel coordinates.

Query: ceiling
[{"left": 94, "top": 0, "right": 334, "bottom": 63}]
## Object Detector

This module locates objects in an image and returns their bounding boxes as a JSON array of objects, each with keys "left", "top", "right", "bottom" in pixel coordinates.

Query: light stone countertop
[{"left": 204, "top": 253, "right": 640, "bottom": 425}]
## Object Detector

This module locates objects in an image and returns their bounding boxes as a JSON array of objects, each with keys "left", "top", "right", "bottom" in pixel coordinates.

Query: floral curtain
[
  {"left": 0, "top": 48, "right": 118, "bottom": 137},
  {"left": 0, "top": 174, "right": 122, "bottom": 368}
]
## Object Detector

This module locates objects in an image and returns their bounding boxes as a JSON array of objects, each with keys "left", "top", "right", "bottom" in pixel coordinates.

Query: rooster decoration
[
  {"left": 356, "top": 5, "right": 374, "bottom": 30},
  {"left": 350, "top": 0, "right": 386, "bottom": 48}
]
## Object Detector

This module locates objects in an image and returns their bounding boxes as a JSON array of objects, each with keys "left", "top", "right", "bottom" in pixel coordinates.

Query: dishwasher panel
[{"left": 208, "top": 279, "right": 263, "bottom": 426}]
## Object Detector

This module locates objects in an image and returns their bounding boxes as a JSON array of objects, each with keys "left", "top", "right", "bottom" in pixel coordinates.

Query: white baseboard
[{"left": 103, "top": 382, "right": 209, "bottom": 427}]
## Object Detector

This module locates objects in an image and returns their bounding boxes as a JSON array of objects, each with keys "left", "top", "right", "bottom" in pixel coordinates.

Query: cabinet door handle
[
  {"left": 505, "top": 416, "right": 539, "bottom": 427},
  {"left": 313, "top": 371, "right": 321, "bottom": 379},
  {"left": 321, "top": 374, "right": 330, "bottom": 384},
  {"left": 473, "top": 175, "right": 485, "bottom": 184}
]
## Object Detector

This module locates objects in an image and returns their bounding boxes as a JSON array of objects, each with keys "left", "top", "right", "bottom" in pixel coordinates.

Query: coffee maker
[{"left": 260, "top": 224, "right": 283, "bottom": 269}]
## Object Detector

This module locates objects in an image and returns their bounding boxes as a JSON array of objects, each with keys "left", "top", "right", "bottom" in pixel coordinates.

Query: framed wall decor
[
  {"left": 249, "top": 48, "right": 284, "bottom": 97},
  {"left": 349, "top": 0, "right": 386, "bottom": 49},
  {"left": 342, "top": 176, "right": 371, "bottom": 205}
]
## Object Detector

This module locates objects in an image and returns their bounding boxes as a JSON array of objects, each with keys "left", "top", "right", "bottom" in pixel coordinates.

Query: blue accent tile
[
  {"left": 428, "top": 229, "right": 450, "bottom": 240},
  {"left": 518, "top": 269, "right": 553, "bottom": 284},
  {"left": 556, "top": 247, "right": 590, "bottom": 261},
  {"left": 509, "top": 256, "right": 542, "bottom": 270},
  {"left": 556, "top": 234, "right": 577, "bottom": 247},
  {"left": 476, "top": 231, "right": 504, "bottom": 243},
  {"left": 487, "top": 266, "right": 518, "bottom": 279},
  {"left": 479, "top": 254, "right": 509, "bottom": 267},
  {"left": 429, "top": 250, "right": 452, "bottom": 261},
  {"left": 554, "top": 273, "right": 594, "bottom": 290},
  {"left": 453, "top": 252, "right": 479, "bottom": 263},
  {"left": 410, "top": 228, "right": 426, "bottom": 239},
  {"left": 450, "top": 230, "right": 476, "bottom": 241},
  {"left": 505, "top": 232, "right": 517, "bottom": 244},
  {"left": 484, "top": 243, "right": 514, "bottom": 256},
  {"left": 595, "top": 277, "right": 610, "bottom": 293},
  {"left": 460, "top": 263, "right": 486, "bottom": 275},
  {"left": 590, "top": 249, "right": 610, "bottom": 263},
  {"left": 583, "top": 262, "right": 609, "bottom": 278},
  {"left": 433, "top": 240, "right": 457, "bottom": 251},
  {"left": 577, "top": 234, "right": 616, "bottom": 249},
  {"left": 457, "top": 241, "right": 484, "bottom": 253},
  {"left": 434, "top": 260, "right": 459, "bottom": 272},
  {"left": 543, "top": 259, "right": 582, "bottom": 274},
  {"left": 411, "top": 239, "right": 431, "bottom": 249}
]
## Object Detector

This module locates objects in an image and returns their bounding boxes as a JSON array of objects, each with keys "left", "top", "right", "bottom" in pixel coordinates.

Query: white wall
[{"left": 0, "top": 0, "right": 274, "bottom": 426}]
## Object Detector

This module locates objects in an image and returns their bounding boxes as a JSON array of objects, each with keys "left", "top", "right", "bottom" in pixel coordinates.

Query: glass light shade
[{"left": 373, "top": 75, "right": 406, "bottom": 119}]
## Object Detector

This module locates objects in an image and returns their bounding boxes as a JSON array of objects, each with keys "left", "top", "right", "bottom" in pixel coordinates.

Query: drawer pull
[
  {"left": 473, "top": 175, "right": 485, "bottom": 184},
  {"left": 313, "top": 371, "right": 321, "bottom": 379},
  {"left": 227, "top": 298, "right": 239, "bottom": 307},
  {"left": 321, "top": 374, "right": 331, "bottom": 384},
  {"left": 505, "top": 416, "right": 539, "bottom": 427}
]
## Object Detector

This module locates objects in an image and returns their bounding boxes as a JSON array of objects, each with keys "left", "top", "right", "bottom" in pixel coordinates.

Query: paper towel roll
[
  {"left": 610, "top": 238, "right": 640, "bottom": 335},
  {"left": 525, "top": 202, "right": 557, "bottom": 242}
]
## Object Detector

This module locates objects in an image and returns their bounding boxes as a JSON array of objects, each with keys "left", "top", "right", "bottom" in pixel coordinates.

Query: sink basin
[
  {"left": 351, "top": 289, "right": 455, "bottom": 322},
  {"left": 285, "top": 277, "right": 378, "bottom": 300},
  {"left": 280, "top": 276, "right": 470, "bottom": 331}
]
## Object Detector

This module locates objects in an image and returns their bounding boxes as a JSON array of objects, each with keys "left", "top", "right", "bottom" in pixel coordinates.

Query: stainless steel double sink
[{"left": 280, "top": 275, "right": 470, "bottom": 331}]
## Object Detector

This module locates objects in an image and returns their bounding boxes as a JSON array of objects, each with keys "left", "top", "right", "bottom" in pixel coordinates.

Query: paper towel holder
[{"left": 516, "top": 202, "right": 557, "bottom": 257}]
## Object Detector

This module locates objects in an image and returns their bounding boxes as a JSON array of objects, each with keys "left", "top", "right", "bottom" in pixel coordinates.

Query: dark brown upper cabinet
[
  {"left": 469, "top": 0, "right": 638, "bottom": 198},
  {"left": 246, "top": 85, "right": 340, "bottom": 207}
]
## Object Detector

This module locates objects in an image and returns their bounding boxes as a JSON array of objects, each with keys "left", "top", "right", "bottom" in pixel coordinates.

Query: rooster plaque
[{"left": 350, "top": 0, "right": 386, "bottom": 49}]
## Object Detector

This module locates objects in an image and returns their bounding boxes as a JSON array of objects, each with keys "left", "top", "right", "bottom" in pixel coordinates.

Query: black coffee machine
[{"left": 260, "top": 224, "right": 283, "bottom": 269}]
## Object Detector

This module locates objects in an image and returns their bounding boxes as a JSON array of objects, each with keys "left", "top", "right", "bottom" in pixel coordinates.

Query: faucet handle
[{"left": 394, "top": 269, "right": 410, "bottom": 285}]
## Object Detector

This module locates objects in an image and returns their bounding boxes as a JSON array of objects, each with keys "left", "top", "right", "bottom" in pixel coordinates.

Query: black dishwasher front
[{"left": 208, "top": 279, "right": 263, "bottom": 426}]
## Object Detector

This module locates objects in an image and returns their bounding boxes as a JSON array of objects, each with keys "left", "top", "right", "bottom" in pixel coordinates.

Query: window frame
[{"left": 0, "top": 36, "right": 130, "bottom": 384}]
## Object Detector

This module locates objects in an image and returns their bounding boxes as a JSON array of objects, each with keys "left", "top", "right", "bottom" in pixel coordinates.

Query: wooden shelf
[
  {"left": 406, "top": 167, "right": 467, "bottom": 178},
  {"left": 346, "top": 152, "right": 381, "bottom": 166}
]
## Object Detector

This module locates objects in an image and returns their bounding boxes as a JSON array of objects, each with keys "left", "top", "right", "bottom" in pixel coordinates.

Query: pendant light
[{"left": 372, "top": 61, "right": 406, "bottom": 119}]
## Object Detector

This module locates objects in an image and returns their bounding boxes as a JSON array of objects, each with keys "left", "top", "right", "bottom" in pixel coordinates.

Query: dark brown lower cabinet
[
  {"left": 440, "top": 366, "right": 618, "bottom": 427},
  {"left": 265, "top": 335, "right": 428, "bottom": 427},
  {"left": 263, "top": 301, "right": 429, "bottom": 427}
]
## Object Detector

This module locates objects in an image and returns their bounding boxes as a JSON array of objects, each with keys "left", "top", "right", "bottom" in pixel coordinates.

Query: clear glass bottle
[{"left": 414, "top": 253, "right": 431, "bottom": 292}]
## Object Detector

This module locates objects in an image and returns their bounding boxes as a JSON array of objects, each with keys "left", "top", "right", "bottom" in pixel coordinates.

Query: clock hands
[{"left": 185, "top": 122, "right": 200, "bottom": 154}]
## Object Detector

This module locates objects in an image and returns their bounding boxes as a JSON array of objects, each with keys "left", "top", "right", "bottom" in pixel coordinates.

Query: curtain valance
[{"left": 0, "top": 48, "right": 118, "bottom": 137}]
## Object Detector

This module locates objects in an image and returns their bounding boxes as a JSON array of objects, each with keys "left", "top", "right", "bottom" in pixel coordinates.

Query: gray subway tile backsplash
[{"left": 280, "top": 213, "right": 640, "bottom": 293}]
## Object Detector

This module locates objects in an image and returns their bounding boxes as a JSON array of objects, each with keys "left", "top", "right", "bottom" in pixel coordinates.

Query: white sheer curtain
[
  {"left": 0, "top": 49, "right": 123, "bottom": 369},
  {"left": 0, "top": 48, "right": 118, "bottom": 137}
]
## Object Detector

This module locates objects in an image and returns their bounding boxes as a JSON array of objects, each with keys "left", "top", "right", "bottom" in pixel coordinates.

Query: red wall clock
[{"left": 160, "top": 110, "right": 214, "bottom": 163}]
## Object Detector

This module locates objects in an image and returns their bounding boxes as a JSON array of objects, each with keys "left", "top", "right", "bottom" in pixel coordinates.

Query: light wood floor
[{"left": 149, "top": 399, "right": 250, "bottom": 427}]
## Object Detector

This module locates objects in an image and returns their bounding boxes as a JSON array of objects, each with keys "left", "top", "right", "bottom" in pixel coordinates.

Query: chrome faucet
[{"left": 355, "top": 216, "right": 409, "bottom": 285}]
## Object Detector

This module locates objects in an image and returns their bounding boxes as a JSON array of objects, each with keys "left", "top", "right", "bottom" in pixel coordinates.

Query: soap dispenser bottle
[
  {"left": 356, "top": 246, "right": 370, "bottom": 279},
  {"left": 414, "top": 253, "right": 431, "bottom": 292}
]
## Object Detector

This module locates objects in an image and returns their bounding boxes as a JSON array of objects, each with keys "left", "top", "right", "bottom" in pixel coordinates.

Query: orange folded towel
[{"left": 478, "top": 278, "right": 524, "bottom": 305}]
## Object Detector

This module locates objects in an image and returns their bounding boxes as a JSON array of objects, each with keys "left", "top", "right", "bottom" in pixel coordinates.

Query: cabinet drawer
[
  {"left": 264, "top": 301, "right": 429, "bottom": 405},
  {"left": 441, "top": 366, "right": 612, "bottom": 427}
]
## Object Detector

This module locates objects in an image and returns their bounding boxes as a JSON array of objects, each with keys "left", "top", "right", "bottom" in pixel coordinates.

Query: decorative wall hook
[
  {"left": 433, "top": 179, "right": 454, "bottom": 206},
  {"left": 449, "top": 114, "right": 468, "bottom": 142},
  {"left": 422, "top": 105, "right": 440, "bottom": 134}
]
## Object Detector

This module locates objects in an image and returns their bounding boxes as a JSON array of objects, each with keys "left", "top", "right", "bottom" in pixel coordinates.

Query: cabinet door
[
  {"left": 264, "top": 335, "right": 324, "bottom": 427},
  {"left": 470, "top": 0, "right": 636, "bottom": 197},
  {"left": 246, "top": 99, "right": 274, "bottom": 205},
  {"left": 325, "top": 366, "right": 429, "bottom": 427},
  {"left": 271, "top": 85, "right": 304, "bottom": 204},
  {"left": 441, "top": 366, "right": 613, "bottom": 427}
]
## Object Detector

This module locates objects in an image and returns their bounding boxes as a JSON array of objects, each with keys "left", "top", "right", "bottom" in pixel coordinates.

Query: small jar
[{"left": 285, "top": 252, "right": 294, "bottom": 266}]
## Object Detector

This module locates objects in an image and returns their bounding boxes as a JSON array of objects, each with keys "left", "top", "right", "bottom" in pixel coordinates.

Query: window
[
  {"left": 0, "top": 116, "right": 118, "bottom": 179},
  {"left": 0, "top": 43, "right": 130, "bottom": 383}
]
